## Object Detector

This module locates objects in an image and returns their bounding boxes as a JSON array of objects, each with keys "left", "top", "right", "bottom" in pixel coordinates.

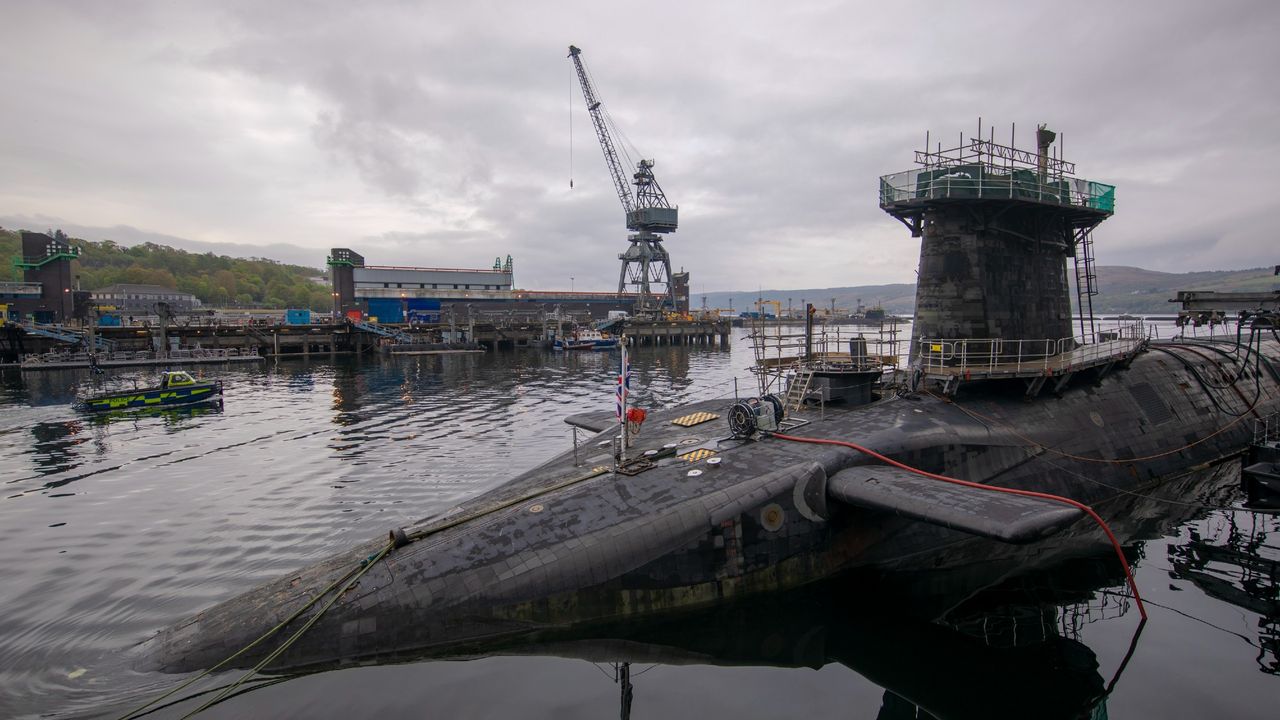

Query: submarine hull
[{"left": 139, "top": 337, "right": 1280, "bottom": 674}]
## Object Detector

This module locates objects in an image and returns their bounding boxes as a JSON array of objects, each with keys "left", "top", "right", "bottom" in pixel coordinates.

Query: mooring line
[
  {"left": 176, "top": 541, "right": 395, "bottom": 719},
  {"left": 404, "top": 465, "right": 612, "bottom": 542},
  {"left": 122, "top": 463, "right": 615, "bottom": 719},
  {"left": 117, "top": 543, "right": 391, "bottom": 720}
]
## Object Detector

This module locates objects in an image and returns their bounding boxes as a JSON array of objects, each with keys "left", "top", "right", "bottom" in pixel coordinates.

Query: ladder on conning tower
[{"left": 1074, "top": 229, "right": 1099, "bottom": 341}]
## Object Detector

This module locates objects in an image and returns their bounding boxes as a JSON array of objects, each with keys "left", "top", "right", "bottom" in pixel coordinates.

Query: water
[{"left": 0, "top": 328, "right": 1275, "bottom": 719}]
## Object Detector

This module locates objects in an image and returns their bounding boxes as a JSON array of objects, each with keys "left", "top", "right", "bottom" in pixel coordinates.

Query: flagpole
[{"left": 619, "top": 334, "right": 628, "bottom": 464}]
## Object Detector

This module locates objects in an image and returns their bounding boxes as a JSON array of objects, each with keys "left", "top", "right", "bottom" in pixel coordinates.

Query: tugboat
[
  {"left": 138, "top": 125, "right": 1280, "bottom": 684},
  {"left": 79, "top": 370, "right": 222, "bottom": 412}
]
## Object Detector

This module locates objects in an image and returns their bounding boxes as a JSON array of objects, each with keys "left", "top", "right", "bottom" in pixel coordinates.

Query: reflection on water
[
  {"left": 1167, "top": 513, "right": 1279, "bottom": 675},
  {"left": 0, "top": 332, "right": 1277, "bottom": 719}
]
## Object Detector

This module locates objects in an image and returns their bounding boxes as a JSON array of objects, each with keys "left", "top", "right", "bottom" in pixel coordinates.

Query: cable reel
[{"left": 727, "top": 395, "right": 784, "bottom": 439}]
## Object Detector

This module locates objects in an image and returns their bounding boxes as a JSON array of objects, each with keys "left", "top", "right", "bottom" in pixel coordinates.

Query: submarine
[{"left": 135, "top": 126, "right": 1280, "bottom": 693}]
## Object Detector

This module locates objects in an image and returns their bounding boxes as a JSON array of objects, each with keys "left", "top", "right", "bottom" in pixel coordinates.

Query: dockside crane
[{"left": 568, "top": 45, "right": 678, "bottom": 315}]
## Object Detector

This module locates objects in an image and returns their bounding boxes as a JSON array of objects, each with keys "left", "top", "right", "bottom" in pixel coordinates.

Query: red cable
[{"left": 769, "top": 432, "right": 1148, "bottom": 620}]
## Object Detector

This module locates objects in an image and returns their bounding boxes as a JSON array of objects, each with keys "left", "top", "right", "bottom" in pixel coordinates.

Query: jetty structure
[
  {"left": 135, "top": 125, "right": 1279, "bottom": 696},
  {"left": 3, "top": 247, "right": 727, "bottom": 365}
]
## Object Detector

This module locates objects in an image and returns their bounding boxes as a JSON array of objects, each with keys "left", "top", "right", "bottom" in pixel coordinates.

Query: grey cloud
[{"left": 2, "top": 0, "right": 1277, "bottom": 293}]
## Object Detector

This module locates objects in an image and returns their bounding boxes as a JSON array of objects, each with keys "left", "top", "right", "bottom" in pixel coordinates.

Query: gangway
[
  {"left": 351, "top": 320, "right": 413, "bottom": 344},
  {"left": 593, "top": 317, "right": 626, "bottom": 334},
  {"left": 21, "top": 323, "right": 115, "bottom": 351}
]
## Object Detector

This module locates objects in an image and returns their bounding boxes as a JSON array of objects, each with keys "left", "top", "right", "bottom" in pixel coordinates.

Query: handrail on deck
[{"left": 916, "top": 324, "right": 1147, "bottom": 377}]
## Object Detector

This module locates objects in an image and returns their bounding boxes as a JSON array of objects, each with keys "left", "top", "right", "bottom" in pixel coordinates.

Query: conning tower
[{"left": 879, "top": 123, "right": 1116, "bottom": 378}]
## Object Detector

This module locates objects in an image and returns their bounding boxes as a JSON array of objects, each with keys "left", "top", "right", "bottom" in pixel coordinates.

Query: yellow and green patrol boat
[{"left": 79, "top": 371, "right": 223, "bottom": 412}]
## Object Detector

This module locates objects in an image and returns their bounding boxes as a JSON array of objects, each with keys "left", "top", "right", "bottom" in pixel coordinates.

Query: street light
[{"left": 571, "top": 276, "right": 575, "bottom": 293}]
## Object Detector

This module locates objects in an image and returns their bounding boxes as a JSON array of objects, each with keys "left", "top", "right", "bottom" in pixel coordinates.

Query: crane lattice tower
[{"left": 569, "top": 45, "right": 679, "bottom": 315}]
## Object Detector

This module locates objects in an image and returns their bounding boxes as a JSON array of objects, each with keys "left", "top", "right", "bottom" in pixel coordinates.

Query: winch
[{"left": 727, "top": 395, "right": 784, "bottom": 438}]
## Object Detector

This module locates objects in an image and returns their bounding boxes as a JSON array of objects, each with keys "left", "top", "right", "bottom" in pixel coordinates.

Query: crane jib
[{"left": 568, "top": 45, "right": 678, "bottom": 235}]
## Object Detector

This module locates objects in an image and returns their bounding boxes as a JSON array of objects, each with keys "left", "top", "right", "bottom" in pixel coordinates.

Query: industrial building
[
  {"left": 2, "top": 231, "right": 83, "bottom": 323},
  {"left": 91, "top": 283, "right": 202, "bottom": 314},
  {"left": 328, "top": 248, "right": 688, "bottom": 322}
]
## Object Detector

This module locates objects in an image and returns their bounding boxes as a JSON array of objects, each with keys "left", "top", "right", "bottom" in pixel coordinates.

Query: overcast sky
[{"left": 2, "top": 1, "right": 1277, "bottom": 293}]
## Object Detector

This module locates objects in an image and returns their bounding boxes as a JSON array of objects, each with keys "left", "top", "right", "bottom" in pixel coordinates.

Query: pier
[
  {"left": 617, "top": 318, "right": 730, "bottom": 347},
  {"left": 3, "top": 314, "right": 732, "bottom": 368}
]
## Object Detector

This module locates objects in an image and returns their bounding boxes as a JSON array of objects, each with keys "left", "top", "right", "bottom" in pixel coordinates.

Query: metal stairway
[
  {"left": 243, "top": 325, "right": 272, "bottom": 346},
  {"left": 783, "top": 368, "right": 815, "bottom": 413},
  {"left": 24, "top": 323, "right": 114, "bottom": 350},
  {"left": 593, "top": 317, "right": 626, "bottom": 334},
  {"left": 351, "top": 320, "right": 413, "bottom": 344},
  {"left": 1074, "top": 229, "right": 1099, "bottom": 341}
]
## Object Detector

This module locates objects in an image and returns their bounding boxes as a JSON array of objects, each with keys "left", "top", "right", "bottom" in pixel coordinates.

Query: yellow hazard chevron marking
[
  {"left": 678, "top": 448, "right": 717, "bottom": 462},
  {"left": 671, "top": 412, "right": 719, "bottom": 427}
]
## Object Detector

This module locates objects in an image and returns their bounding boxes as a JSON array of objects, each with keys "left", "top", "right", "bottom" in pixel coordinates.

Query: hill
[
  {"left": 696, "top": 283, "right": 918, "bottom": 317},
  {"left": 1, "top": 227, "right": 332, "bottom": 311},
  {"left": 5, "top": 223, "right": 1274, "bottom": 316},
  {"left": 701, "top": 266, "right": 1278, "bottom": 316},
  {"left": 1080, "top": 266, "right": 1279, "bottom": 313}
]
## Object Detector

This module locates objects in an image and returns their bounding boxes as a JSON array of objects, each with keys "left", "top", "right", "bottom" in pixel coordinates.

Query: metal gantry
[
  {"left": 748, "top": 315, "right": 903, "bottom": 400},
  {"left": 568, "top": 45, "right": 679, "bottom": 315}
]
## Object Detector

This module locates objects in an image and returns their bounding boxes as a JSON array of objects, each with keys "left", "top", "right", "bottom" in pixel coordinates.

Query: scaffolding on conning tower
[
  {"left": 748, "top": 314, "right": 905, "bottom": 404},
  {"left": 878, "top": 119, "right": 1115, "bottom": 344}
]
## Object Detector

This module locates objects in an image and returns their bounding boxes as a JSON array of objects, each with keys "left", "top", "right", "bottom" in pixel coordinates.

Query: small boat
[
  {"left": 553, "top": 328, "right": 619, "bottom": 351},
  {"left": 79, "top": 371, "right": 223, "bottom": 412}
]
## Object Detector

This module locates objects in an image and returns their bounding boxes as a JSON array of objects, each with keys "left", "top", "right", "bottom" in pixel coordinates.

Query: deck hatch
[
  {"left": 1129, "top": 381, "right": 1174, "bottom": 425},
  {"left": 672, "top": 411, "right": 720, "bottom": 427}
]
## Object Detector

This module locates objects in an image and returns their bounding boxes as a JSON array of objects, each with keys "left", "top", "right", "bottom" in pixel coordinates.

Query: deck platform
[{"left": 915, "top": 336, "right": 1146, "bottom": 394}]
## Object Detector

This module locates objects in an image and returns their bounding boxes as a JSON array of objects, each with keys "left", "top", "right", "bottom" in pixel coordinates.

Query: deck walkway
[{"left": 916, "top": 336, "right": 1146, "bottom": 394}]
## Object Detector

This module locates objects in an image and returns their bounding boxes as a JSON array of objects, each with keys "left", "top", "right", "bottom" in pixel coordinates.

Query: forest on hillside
[{"left": 2, "top": 228, "right": 332, "bottom": 310}]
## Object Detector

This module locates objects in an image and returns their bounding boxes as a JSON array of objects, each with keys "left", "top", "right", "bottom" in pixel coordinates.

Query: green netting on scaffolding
[{"left": 1087, "top": 182, "right": 1116, "bottom": 212}]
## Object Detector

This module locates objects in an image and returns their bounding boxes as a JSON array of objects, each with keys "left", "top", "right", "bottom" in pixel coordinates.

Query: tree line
[{"left": 2, "top": 228, "right": 333, "bottom": 311}]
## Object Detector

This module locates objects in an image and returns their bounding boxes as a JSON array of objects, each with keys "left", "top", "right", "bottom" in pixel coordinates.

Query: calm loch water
[{"left": 0, "top": 328, "right": 1275, "bottom": 719}]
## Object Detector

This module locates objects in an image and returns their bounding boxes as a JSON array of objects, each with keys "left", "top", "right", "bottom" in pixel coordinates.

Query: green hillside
[
  {"left": 5, "top": 223, "right": 1273, "bottom": 316},
  {"left": 697, "top": 283, "right": 917, "bottom": 316},
  {"left": 1082, "top": 266, "right": 1279, "bottom": 313},
  {"left": 1, "top": 227, "right": 332, "bottom": 311}
]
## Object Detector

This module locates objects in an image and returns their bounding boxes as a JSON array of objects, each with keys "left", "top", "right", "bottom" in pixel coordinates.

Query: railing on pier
[
  {"left": 0, "top": 281, "right": 42, "bottom": 296},
  {"left": 19, "top": 346, "right": 260, "bottom": 367}
]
